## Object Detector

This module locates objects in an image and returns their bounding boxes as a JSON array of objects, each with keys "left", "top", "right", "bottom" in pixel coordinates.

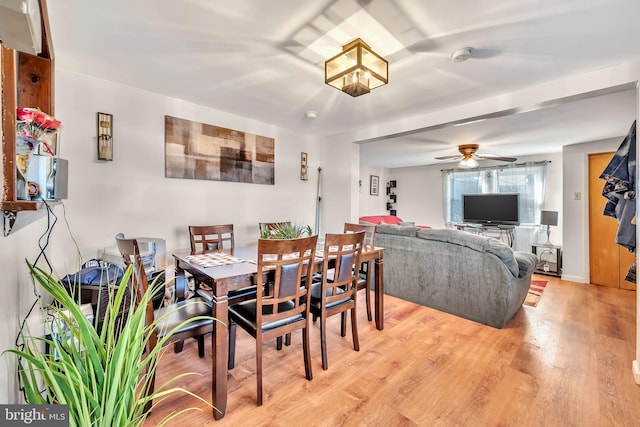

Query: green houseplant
[
  {"left": 261, "top": 223, "right": 313, "bottom": 239},
  {"left": 6, "top": 260, "right": 211, "bottom": 427}
]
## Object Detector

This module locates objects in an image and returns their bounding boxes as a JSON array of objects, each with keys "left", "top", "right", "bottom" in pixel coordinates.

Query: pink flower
[
  {"left": 16, "top": 108, "right": 36, "bottom": 122},
  {"left": 33, "top": 110, "right": 47, "bottom": 123},
  {"left": 39, "top": 117, "right": 62, "bottom": 130},
  {"left": 15, "top": 107, "right": 62, "bottom": 153}
]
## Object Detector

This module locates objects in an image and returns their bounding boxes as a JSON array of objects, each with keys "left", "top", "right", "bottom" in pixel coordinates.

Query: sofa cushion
[
  {"left": 375, "top": 223, "right": 420, "bottom": 237},
  {"left": 515, "top": 251, "right": 538, "bottom": 277},
  {"left": 416, "top": 228, "right": 519, "bottom": 276}
]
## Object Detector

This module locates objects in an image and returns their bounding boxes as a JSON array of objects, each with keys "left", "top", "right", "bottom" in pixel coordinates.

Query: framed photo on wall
[{"left": 370, "top": 175, "right": 379, "bottom": 196}]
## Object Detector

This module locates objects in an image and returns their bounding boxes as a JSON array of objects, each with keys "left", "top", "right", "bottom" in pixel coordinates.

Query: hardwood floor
[{"left": 145, "top": 274, "right": 640, "bottom": 426}]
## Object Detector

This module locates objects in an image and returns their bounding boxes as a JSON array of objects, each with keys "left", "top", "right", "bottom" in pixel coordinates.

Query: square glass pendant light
[{"left": 325, "top": 38, "right": 388, "bottom": 97}]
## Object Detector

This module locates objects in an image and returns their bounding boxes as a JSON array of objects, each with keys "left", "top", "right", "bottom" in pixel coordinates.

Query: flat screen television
[{"left": 462, "top": 193, "right": 520, "bottom": 226}]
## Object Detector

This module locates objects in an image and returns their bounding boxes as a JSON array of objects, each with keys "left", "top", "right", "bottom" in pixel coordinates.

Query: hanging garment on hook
[{"left": 600, "top": 120, "right": 636, "bottom": 253}]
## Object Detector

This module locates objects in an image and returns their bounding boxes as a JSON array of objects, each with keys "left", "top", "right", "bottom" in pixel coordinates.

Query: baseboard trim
[
  {"left": 560, "top": 274, "right": 588, "bottom": 283},
  {"left": 633, "top": 360, "right": 640, "bottom": 385}
]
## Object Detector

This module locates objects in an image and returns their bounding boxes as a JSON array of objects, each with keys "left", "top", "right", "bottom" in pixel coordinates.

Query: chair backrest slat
[
  {"left": 189, "top": 224, "right": 235, "bottom": 254},
  {"left": 344, "top": 223, "right": 375, "bottom": 248}
]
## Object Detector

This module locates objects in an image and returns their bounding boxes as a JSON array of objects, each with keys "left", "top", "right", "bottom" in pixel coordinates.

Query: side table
[{"left": 531, "top": 244, "right": 562, "bottom": 276}]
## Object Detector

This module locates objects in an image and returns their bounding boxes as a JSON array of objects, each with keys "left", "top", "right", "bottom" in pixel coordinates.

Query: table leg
[
  {"left": 211, "top": 286, "right": 229, "bottom": 420},
  {"left": 374, "top": 255, "right": 384, "bottom": 330}
]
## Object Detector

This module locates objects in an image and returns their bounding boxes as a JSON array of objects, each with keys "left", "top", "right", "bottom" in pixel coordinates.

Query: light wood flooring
[{"left": 145, "top": 275, "right": 640, "bottom": 426}]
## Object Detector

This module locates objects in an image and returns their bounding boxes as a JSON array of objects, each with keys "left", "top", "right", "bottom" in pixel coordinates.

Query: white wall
[
  {"left": 54, "top": 70, "right": 327, "bottom": 252},
  {"left": 316, "top": 135, "right": 358, "bottom": 234},
  {"left": 0, "top": 217, "right": 52, "bottom": 404},
  {"left": 384, "top": 164, "right": 447, "bottom": 228},
  {"left": 357, "top": 162, "right": 387, "bottom": 217}
]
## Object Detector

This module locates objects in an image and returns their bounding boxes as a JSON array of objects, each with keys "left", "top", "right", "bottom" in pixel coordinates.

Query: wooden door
[{"left": 588, "top": 152, "right": 636, "bottom": 289}]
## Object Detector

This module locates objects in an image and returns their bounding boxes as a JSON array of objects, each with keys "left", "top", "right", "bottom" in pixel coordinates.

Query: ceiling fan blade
[
  {"left": 476, "top": 154, "right": 517, "bottom": 162},
  {"left": 435, "top": 155, "right": 463, "bottom": 160},
  {"left": 470, "top": 48, "right": 502, "bottom": 59}
]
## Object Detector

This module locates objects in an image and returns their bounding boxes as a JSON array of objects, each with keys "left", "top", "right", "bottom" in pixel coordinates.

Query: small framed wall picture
[
  {"left": 97, "top": 112, "right": 113, "bottom": 161},
  {"left": 370, "top": 175, "right": 379, "bottom": 196},
  {"left": 300, "top": 152, "right": 308, "bottom": 181}
]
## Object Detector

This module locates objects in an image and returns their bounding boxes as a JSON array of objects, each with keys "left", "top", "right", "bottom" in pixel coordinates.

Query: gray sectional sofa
[{"left": 374, "top": 224, "right": 537, "bottom": 328}]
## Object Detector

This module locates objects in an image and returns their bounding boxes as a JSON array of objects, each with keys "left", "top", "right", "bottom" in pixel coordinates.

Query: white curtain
[{"left": 442, "top": 161, "right": 549, "bottom": 250}]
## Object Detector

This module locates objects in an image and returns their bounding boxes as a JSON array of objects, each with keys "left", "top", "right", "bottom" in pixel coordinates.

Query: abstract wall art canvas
[{"left": 165, "top": 115, "right": 275, "bottom": 185}]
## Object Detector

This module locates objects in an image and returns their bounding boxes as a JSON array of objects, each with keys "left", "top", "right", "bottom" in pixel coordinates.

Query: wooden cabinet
[{"left": 1, "top": 1, "right": 55, "bottom": 235}]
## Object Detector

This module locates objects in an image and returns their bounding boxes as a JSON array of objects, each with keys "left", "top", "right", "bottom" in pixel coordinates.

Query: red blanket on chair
[{"left": 359, "top": 215, "right": 430, "bottom": 229}]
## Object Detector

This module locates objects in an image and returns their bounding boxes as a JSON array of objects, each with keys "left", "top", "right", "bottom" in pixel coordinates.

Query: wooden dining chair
[
  {"left": 310, "top": 231, "right": 365, "bottom": 370},
  {"left": 115, "top": 234, "right": 213, "bottom": 411},
  {"left": 227, "top": 235, "right": 318, "bottom": 406},
  {"left": 344, "top": 222, "right": 376, "bottom": 321},
  {"left": 188, "top": 224, "right": 234, "bottom": 253},
  {"left": 187, "top": 224, "right": 256, "bottom": 305}
]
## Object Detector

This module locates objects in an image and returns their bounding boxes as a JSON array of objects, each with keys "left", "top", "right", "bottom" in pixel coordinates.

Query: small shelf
[
  {"left": 2, "top": 200, "right": 59, "bottom": 236},
  {"left": 456, "top": 223, "right": 516, "bottom": 247},
  {"left": 1, "top": 201, "right": 39, "bottom": 212},
  {"left": 386, "top": 180, "right": 396, "bottom": 213}
]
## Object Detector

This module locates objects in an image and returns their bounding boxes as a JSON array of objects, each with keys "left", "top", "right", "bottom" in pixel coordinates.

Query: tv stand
[{"left": 454, "top": 223, "right": 516, "bottom": 247}]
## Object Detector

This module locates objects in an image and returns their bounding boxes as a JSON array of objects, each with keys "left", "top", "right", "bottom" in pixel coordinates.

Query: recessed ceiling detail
[{"left": 285, "top": 1, "right": 421, "bottom": 67}]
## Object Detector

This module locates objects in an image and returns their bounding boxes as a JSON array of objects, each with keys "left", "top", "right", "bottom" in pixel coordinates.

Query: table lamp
[{"left": 541, "top": 210, "right": 558, "bottom": 246}]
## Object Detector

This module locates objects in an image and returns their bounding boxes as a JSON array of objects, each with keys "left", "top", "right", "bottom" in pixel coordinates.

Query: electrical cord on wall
[
  {"left": 59, "top": 201, "right": 82, "bottom": 266},
  {"left": 14, "top": 200, "right": 57, "bottom": 400},
  {"left": 13, "top": 199, "right": 70, "bottom": 402}
]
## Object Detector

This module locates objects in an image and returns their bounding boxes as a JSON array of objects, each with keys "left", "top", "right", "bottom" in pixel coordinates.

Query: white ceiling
[{"left": 47, "top": 0, "right": 640, "bottom": 168}]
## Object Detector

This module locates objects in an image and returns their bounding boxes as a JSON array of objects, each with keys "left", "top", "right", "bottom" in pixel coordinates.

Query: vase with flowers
[{"left": 15, "top": 108, "right": 62, "bottom": 199}]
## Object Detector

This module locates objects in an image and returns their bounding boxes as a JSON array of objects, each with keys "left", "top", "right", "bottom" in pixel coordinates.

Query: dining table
[{"left": 172, "top": 241, "right": 385, "bottom": 420}]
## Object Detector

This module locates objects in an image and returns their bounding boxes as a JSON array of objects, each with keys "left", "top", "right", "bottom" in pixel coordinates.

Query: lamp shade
[
  {"left": 540, "top": 210, "right": 558, "bottom": 226},
  {"left": 325, "top": 38, "right": 388, "bottom": 97}
]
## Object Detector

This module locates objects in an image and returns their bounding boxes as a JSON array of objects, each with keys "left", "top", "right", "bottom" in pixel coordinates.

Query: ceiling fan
[{"left": 435, "top": 144, "right": 517, "bottom": 169}]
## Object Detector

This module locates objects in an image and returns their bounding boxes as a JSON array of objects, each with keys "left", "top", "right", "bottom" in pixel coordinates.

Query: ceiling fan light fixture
[
  {"left": 458, "top": 157, "right": 479, "bottom": 169},
  {"left": 325, "top": 38, "right": 388, "bottom": 97},
  {"left": 436, "top": 143, "right": 515, "bottom": 167}
]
